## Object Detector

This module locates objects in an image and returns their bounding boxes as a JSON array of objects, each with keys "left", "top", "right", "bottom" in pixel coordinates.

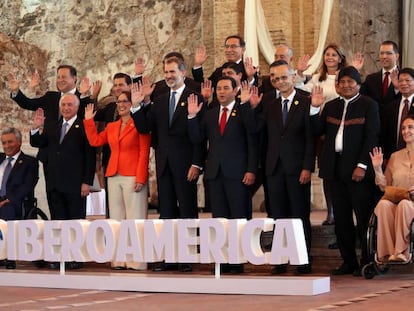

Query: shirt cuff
[
  {"left": 310, "top": 106, "right": 320, "bottom": 116},
  {"left": 357, "top": 163, "right": 367, "bottom": 170}
]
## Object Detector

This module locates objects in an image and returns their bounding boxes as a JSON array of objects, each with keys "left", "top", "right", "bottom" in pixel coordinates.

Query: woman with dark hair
[
  {"left": 84, "top": 90, "right": 151, "bottom": 270},
  {"left": 370, "top": 115, "right": 414, "bottom": 263},
  {"left": 302, "top": 43, "right": 363, "bottom": 226}
]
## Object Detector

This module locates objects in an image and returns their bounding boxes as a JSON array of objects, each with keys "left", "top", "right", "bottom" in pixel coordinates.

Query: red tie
[
  {"left": 398, "top": 99, "right": 410, "bottom": 149},
  {"left": 219, "top": 107, "right": 228, "bottom": 135},
  {"left": 382, "top": 72, "right": 390, "bottom": 97}
]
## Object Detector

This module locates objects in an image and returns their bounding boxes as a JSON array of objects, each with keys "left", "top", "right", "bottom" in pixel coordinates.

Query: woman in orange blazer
[{"left": 84, "top": 90, "right": 150, "bottom": 270}]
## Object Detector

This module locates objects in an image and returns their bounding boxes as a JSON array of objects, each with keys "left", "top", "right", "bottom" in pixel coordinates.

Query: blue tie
[
  {"left": 0, "top": 157, "right": 13, "bottom": 197},
  {"left": 169, "top": 91, "right": 177, "bottom": 126},
  {"left": 282, "top": 99, "right": 289, "bottom": 126},
  {"left": 60, "top": 121, "right": 68, "bottom": 143}
]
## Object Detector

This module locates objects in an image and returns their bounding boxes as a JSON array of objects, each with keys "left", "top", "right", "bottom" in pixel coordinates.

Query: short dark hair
[
  {"left": 164, "top": 56, "right": 186, "bottom": 71},
  {"left": 57, "top": 65, "right": 77, "bottom": 77},
  {"left": 224, "top": 35, "right": 246, "bottom": 48},
  {"left": 269, "top": 60, "right": 289, "bottom": 69},
  {"left": 118, "top": 90, "right": 132, "bottom": 102},
  {"left": 381, "top": 40, "right": 399, "bottom": 54},
  {"left": 163, "top": 52, "right": 185, "bottom": 62},
  {"left": 398, "top": 67, "right": 414, "bottom": 80},
  {"left": 338, "top": 66, "right": 361, "bottom": 85},
  {"left": 222, "top": 62, "right": 242, "bottom": 74},
  {"left": 216, "top": 76, "right": 237, "bottom": 89},
  {"left": 113, "top": 72, "right": 132, "bottom": 85}
]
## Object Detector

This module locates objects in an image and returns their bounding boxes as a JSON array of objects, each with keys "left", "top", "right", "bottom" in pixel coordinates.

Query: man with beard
[{"left": 131, "top": 57, "right": 205, "bottom": 272}]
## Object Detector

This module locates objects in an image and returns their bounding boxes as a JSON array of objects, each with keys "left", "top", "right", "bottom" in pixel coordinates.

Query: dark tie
[
  {"left": 219, "top": 107, "right": 228, "bottom": 135},
  {"left": 0, "top": 157, "right": 13, "bottom": 197},
  {"left": 382, "top": 71, "right": 390, "bottom": 97},
  {"left": 169, "top": 91, "right": 177, "bottom": 126},
  {"left": 60, "top": 121, "right": 68, "bottom": 143},
  {"left": 282, "top": 99, "right": 289, "bottom": 127},
  {"left": 398, "top": 98, "right": 410, "bottom": 149}
]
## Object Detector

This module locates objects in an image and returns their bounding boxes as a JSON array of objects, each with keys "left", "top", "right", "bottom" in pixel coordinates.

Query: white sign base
[{"left": 0, "top": 270, "right": 330, "bottom": 296}]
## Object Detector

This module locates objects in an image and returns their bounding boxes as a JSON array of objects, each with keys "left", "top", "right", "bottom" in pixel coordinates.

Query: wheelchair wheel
[
  {"left": 362, "top": 263, "right": 377, "bottom": 279},
  {"left": 25, "top": 207, "right": 48, "bottom": 220}
]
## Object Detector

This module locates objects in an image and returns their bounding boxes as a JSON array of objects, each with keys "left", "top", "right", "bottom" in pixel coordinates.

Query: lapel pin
[
  {"left": 294, "top": 100, "right": 299, "bottom": 106},
  {"left": 181, "top": 102, "right": 185, "bottom": 107},
  {"left": 18, "top": 160, "right": 23, "bottom": 164},
  {"left": 231, "top": 109, "right": 237, "bottom": 117},
  {"left": 75, "top": 124, "right": 79, "bottom": 128}
]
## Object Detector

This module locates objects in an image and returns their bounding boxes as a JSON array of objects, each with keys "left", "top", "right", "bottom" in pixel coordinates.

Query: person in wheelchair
[
  {"left": 0, "top": 127, "right": 39, "bottom": 269},
  {"left": 370, "top": 115, "right": 414, "bottom": 263}
]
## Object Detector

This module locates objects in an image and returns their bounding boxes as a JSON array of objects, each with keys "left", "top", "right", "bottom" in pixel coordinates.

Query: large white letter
[
  {"left": 199, "top": 218, "right": 227, "bottom": 263},
  {"left": 241, "top": 218, "right": 274, "bottom": 265},
  {"left": 61, "top": 220, "right": 90, "bottom": 262},
  {"left": 43, "top": 221, "right": 62, "bottom": 262},
  {"left": 6, "top": 221, "right": 19, "bottom": 260},
  {"left": 115, "top": 220, "right": 145, "bottom": 263},
  {"left": 269, "top": 219, "right": 308, "bottom": 265},
  {"left": 144, "top": 219, "right": 176, "bottom": 263},
  {"left": 227, "top": 219, "right": 246, "bottom": 264},
  {"left": 86, "top": 219, "right": 119, "bottom": 263},
  {"left": 177, "top": 219, "right": 199, "bottom": 263},
  {"left": 18, "top": 220, "right": 44, "bottom": 261}
]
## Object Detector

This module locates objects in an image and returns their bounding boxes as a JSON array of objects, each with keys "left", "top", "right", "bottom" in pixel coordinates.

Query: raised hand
[
  {"left": 369, "top": 147, "right": 383, "bottom": 170},
  {"left": 201, "top": 79, "right": 213, "bottom": 100},
  {"left": 194, "top": 45, "right": 207, "bottom": 67},
  {"left": 248, "top": 86, "right": 263, "bottom": 109},
  {"left": 84, "top": 103, "right": 96, "bottom": 120},
  {"left": 33, "top": 108, "right": 45, "bottom": 129},
  {"left": 91, "top": 80, "right": 102, "bottom": 100},
  {"left": 297, "top": 54, "right": 311, "bottom": 76},
  {"left": 351, "top": 52, "right": 364, "bottom": 71},
  {"left": 390, "top": 68, "right": 399, "bottom": 90},
  {"left": 6, "top": 72, "right": 20, "bottom": 92},
  {"left": 79, "top": 76, "right": 91, "bottom": 96},
  {"left": 131, "top": 82, "right": 145, "bottom": 107},
  {"left": 240, "top": 80, "right": 252, "bottom": 104},
  {"left": 243, "top": 57, "right": 256, "bottom": 82},
  {"left": 141, "top": 76, "right": 155, "bottom": 98},
  {"left": 29, "top": 69, "right": 40, "bottom": 91},
  {"left": 134, "top": 57, "right": 146, "bottom": 75},
  {"left": 187, "top": 93, "right": 202, "bottom": 117},
  {"left": 311, "top": 85, "right": 325, "bottom": 107}
]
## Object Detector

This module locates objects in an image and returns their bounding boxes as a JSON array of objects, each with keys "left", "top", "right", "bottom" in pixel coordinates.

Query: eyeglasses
[
  {"left": 224, "top": 44, "right": 241, "bottom": 49},
  {"left": 116, "top": 99, "right": 131, "bottom": 104}
]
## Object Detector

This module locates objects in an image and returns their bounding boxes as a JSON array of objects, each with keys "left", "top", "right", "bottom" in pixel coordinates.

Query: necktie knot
[{"left": 404, "top": 98, "right": 410, "bottom": 106}]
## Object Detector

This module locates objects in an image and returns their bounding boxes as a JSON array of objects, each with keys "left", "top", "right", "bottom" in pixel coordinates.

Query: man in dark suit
[
  {"left": 30, "top": 94, "right": 96, "bottom": 269},
  {"left": 251, "top": 60, "right": 315, "bottom": 275},
  {"left": 381, "top": 67, "right": 414, "bottom": 161},
  {"left": 131, "top": 57, "right": 204, "bottom": 272},
  {"left": 0, "top": 127, "right": 39, "bottom": 269},
  {"left": 7, "top": 65, "right": 92, "bottom": 211},
  {"left": 192, "top": 35, "right": 258, "bottom": 87},
  {"left": 187, "top": 76, "right": 257, "bottom": 273},
  {"left": 361, "top": 40, "right": 401, "bottom": 114},
  {"left": 311, "top": 66, "right": 380, "bottom": 276}
]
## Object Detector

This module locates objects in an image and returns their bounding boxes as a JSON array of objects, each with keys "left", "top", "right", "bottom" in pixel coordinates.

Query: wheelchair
[
  {"left": 362, "top": 213, "right": 414, "bottom": 279},
  {"left": 22, "top": 195, "right": 48, "bottom": 220}
]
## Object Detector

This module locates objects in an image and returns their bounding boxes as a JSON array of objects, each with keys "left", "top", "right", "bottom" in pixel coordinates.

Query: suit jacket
[
  {"left": 258, "top": 91, "right": 315, "bottom": 176},
  {"left": 188, "top": 102, "right": 258, "bottom": 180},
  {"left": 314, "top": 94, "right": 380, "bottom": 181},
  {"left": 192, "top": 61, "right": 259, "bottom": 87},
  {"left": 132, "top": 86, "right": 205, "bottom": 178},
  {"left": 12, "top": 90, "right": 90, "bottom": 163},
  {"left": 0, "top": 152, "right": 39, "bottom": 220},
  {"left": 361, "top": 70, "right": 401, "bottom": 111},
  {"left": 84, "top": 118, "right": 151, "bottom": 184},
  {"left": 380, "top": 97, "right": 414, "bottom": 159},
  {"left": 30, "top": 117, "right": 96, "bottom": 193}
]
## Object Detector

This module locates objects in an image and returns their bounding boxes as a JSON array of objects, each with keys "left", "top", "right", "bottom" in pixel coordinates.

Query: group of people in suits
[{"left": 1, "top": 35, "right": 411, "bottom": 278}]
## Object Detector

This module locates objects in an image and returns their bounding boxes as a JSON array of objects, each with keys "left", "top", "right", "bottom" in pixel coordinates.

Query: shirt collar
[
  {"left": 61, "top": 87, "right": 77, "bottom": 97},
  {"left": 221, "top": 100, "right": 236, "bottom": 112}
]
